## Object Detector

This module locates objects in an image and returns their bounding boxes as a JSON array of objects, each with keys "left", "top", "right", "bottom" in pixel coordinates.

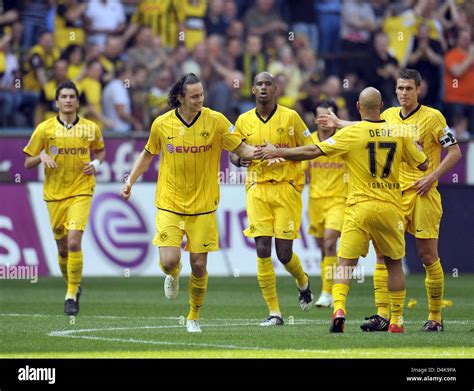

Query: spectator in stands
[
  {"left": 236, "top": 34, "right": 266, "bottom": 107},
  {"left": 20, "top": 0, "right": 49, "bottom": 52},
  {"left": 362, "top": 32, "right": 399, "bottom": 106},
  {"left": 443, "top": 27, "right": 474, "bottom": 139},
  {"left": 226, "top": 19, "right": 244, "bottom": 40},
  {"left": 223, "top": 0, "right": 238, "bottom": 23},
  {"left": 206, "top": 70, "right": 244, "bottom": 121},
  {"left": 322, "top": 75, "right": 348, "bottom": 119},
  {"left": 55, "top": 0, "right": 87, "bottom": 51},
  {"left": 407, "top": 22, "right": 443, "bottom": 106},
  {"left": 181, "top": 0, "right": 208, "bottom": 50},
  {"left": 102, "top": 66, "right": 142, "bottom": 132},
  {"left": 268, "top": 45, "right": 303, "bottom": 103},
  {"left": 225, "top": 37, "right": 243, "bottom": 70},
  {"left": 286, "top": 0, "right": 318, "bottom": 53},
  {"left": 0, "top": 34, "right": 36, "bottom": 127},
  {"left": 147, "top": 67, "right": 174, "bottom": 121},
  {"left": 295, "top": 74, "right": 325, "bottom": 127},
  {"left": 99, "top": 35, "right": 126, "bottom": 84},
  {"left": 23, "top": 31, "right": 60, "bottom": 93},
  {"left": 205, "top": 0, "right": 228, "bottom": 36},
  {"left": 298, "top": 47, "right": 321, "bottom": 85},
  {"left": 62, "top": 44, "right": 85, "bottom": 82},
  {"left": 85, "top": 0, "right": 126, "bottom": 50},
  {"left": 243, "top": 0, "right": 288, "bottom": 44},
  {"left": 77, "top": 60, "right": 113, "bottom": 129},
  {"left": 340, "top": 0, "right": 379, "bottom": 76},
  {"left": 169, "top": 45, "right": 190, "bottom": 78},
  {"left": 124, "top": 0, "right": 184, "bottom": 49},
  {"left": 126, "top": 27, "right": 167, "bottom": 81},
  {"left": 315, "top": 0, "right": 342, "bottom": 76},
  {"left": 130, "top": 65, "right": 150, "bottom": 128},
  {"left": 34, "top": 59, "right": 69, "bottom": 125}
]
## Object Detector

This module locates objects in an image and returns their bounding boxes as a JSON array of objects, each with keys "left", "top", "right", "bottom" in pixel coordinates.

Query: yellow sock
[
  {"left": 257, "top": 257, "right": 280, "bottom": 315},
  {"left": 160, "top": 260, "right": 180, "bottom": 279},
  {"left": 389, "top": 290, "right": 406, "bottom": 325},
  {"left": 424, "top": 259, "right": 444, "bottom": 323},
  {"left": 322, "top": 256, "right": 337, "bottom": 294},
  {"left": 374, "top": 263, "right": 389, "bottom": 319},
  {"left": 66, "top": 251, "right": 83, "bottom": 300},
  {"left": 332, "top": 283, "right": 350, "bottom": 314},
  {"left": 283, "top": 253, "right": 308, "bottom": 290},
  {"left": 187, "top": 273, "right": 208, "bottom": 321},
  {"left": 58, "top": 254, "right": 68, "bottom": 284}
]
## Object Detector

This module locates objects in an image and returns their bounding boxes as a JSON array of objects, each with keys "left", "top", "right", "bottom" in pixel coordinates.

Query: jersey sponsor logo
[
  {"left": 255, "top": 143, "right": 289, "bottom": 148},
  {"left": 167, "top": 136, "right": 177, "bottom": 140},
  {"left": 166, "top": 144, "right": 213, "bottom": 154},
  {"left": 310, "top": 161, "right": 344, "bottom": 169},
  {"left": 56, "top": 147, "right": 88, "bottom": 155}
]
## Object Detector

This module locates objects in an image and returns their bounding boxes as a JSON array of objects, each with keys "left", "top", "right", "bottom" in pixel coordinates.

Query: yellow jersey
[
  {"left": 132, "top": 0, "right": 184, "bottom": 48},
  {"left": 235, "top": 104, "right": 314, "bottom": 191},
  {"left": 145, "top": 107, "right": 243, "bottom": 215},
  {"left": 23, "top": 116, "right": 105, "bottom": 201},
  {"left": 317, "top": 120, "right": 427, "bottom": 207},
  {"left": 381, "top": 105, "right": 457, "bottom": 191},
  {"left": 303, "top": 131, "right": 347, "bottom": 199}
]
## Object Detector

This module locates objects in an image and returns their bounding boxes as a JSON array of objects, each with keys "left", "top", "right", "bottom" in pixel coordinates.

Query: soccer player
[
  {"left": 121, "top": 73, "right": 263, "bottom": 333},
  {"left": 303, "top": 100, "right": 347, "bottom": 308},
  {"left": 23, "top": 80, "right": 106, "bottom": 316},
  {"left": 318, "top": 69, "right": 462, "bottom": 332},
  {"left": 255, "top": 87, "right": 429, "bottom": 333},
  {"left": 230, "top": 72, "right": 315, "bottom": 327}
]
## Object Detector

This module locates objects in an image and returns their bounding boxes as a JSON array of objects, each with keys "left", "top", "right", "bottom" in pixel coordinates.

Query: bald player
[
  {"left": 255, "top": 87, "right": 429, "bottom": 333},
  {"left": 317, "top": 69, "right": 462, "bottom": 332}
]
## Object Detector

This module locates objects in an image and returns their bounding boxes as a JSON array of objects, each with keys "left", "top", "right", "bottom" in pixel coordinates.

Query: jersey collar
[
  {"left": 56, "top": 115, "right": 80, "bottom": 128},
  {"left": 255, "top": 104, "right": 277, "bottom": 124},
  {"left": 175, "top": 109, "right": 201, "bottom": 128},
  {"left": 362, "top": 119, "right": 386, "bottom": 123},
  {"left": 399, "top": 104, "right": 421, "bottom": 120}
]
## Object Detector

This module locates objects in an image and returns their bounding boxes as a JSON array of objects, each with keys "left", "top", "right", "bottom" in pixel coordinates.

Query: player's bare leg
[
  {"left": 361, "top": 253, "right": 390, "bottom": 332},
  {"left": 55, "top": 236, "right": 69, "bottom": 284},
  {"left": 255, "top": 236, "right": 283, "bottom": 326},
  {"left": 416, "top": 238, "right": 444, "bottom": 331},
  {"left": 159, "top": 246, "right": 181, "bottom": 300},
  {"left": 330, "top": 257, "right": 357, "bottom": 333},
  {"left": 276, "top": 238, "right": 313, "bottom": 311},
  {"left": 187, "top": 252, "right": 209, "bottom": 332},
  {"left": 64, "top": 230, "right": 84, "bottom": 316},
  {"left": 384, "top": 256, "right": 406, "bottom": 333},
  {"left": 315, "top": 229, "right": 339, "bottom": 307}
]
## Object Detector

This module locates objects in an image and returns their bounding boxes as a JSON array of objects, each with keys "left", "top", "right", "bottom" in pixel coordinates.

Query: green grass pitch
[{"left": 1, "top": 274, "right": 472, "bottom": 358}]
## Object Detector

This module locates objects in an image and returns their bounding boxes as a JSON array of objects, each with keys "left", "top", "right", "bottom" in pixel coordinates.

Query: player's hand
[
  {"left": 267, "top": 157, "right": 286, "bottom": 166},
  {"left": 121, "top": 180, "right": 132, "bottom": 201},
  {"left": 316, "top": 107, "right": 339, "bottom": 128},
  {"left": 83, "top": 162, "right": 96, "bottom": 175},
  {"left": 39, "top": 151, "right": 57, "bottom": 169},
  {"left": 414, "top": 174, "right": 436, "bottom": 196},
  {"left": 239, "top": 159, "right": 252, "bottom": 167}
]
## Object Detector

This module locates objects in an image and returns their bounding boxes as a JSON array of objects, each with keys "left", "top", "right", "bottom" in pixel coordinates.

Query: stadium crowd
[{"left": 0, "top": 0, "right": 473, "bottom": 140}]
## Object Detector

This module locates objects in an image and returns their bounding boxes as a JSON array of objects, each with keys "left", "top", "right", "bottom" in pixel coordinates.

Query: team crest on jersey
[
  {"left": 50, "top": 145, "right": 58, "bottom": 155},
  {"left": 276, "top": 127, "right": 284, "bottom": 134},
  {"left": 200, "top": 130, "right": 210, "bottom": 139},
  {"left": 166, "top": 144, "right": 174, "bottom": 153},
  {"left": 159, "top": 232, "right": 168, "bottom": 241}
]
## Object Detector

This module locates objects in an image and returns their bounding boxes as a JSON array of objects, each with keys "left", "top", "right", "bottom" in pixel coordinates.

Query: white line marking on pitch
[{"left": 48, "top": 324, "right": 271, "bottom": 351}]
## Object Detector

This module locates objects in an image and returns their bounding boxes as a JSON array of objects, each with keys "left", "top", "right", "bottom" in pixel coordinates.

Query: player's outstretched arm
[
  {"left": 24, "top": 151, "right": 57, "bottom": 169},
  {"left": 121, "top": 149, "right": 153, "bottom": 201},
  {"left": 316, "top": 108, "right": 357, "bottom": 129},
  {"left": 254, "top": 141, "right": 322, "bottom": 162}
]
